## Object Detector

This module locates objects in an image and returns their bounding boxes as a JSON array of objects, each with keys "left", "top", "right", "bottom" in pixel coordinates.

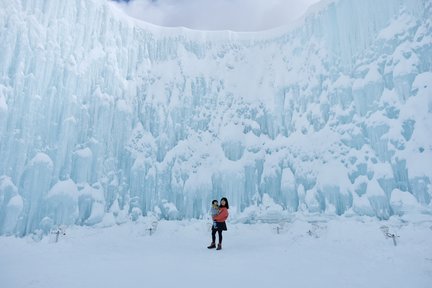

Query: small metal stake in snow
[
  {"left": 274, "top": 221, "right": 288, "bottom": 234},
  {"left": 147, "top": 221, "right": 158, "bottom": 236},
  {"left": 51, "top": 227, "right": 66, "bottom": 243},
  {"left": 380, "top": 225, "right": 399, "bottom": 246},
  {"left": 386, "top": 233, "right": 399, "bottom": 246}
]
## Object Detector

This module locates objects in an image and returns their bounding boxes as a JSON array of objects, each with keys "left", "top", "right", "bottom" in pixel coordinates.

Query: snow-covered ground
[{"left": 1, "top": 215, "right": 431, "bottom": 288}]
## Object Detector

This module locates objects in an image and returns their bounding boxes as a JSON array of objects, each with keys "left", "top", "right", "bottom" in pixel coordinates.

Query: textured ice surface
[{"left": 0, "top": 0, "right": 431, "bottom": 235}]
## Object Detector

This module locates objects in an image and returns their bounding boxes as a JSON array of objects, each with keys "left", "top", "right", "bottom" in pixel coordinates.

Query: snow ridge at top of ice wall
[{"left": 0, "top": 0, "right": 431, "bottom": 236}]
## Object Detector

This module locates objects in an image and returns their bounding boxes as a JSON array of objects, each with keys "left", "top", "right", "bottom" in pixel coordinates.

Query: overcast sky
[{"left": 113, "top": 0, "right": 321, "bottom": 31}]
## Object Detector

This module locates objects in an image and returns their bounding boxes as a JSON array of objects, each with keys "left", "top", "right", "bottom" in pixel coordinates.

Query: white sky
[{"left": 114, "top": 0, "right": 321, "bottom": 31}]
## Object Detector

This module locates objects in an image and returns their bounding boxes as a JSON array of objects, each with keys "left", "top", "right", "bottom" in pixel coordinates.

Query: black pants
[{"left": 212, "top": 228, "right": 223, "bottom": 244}]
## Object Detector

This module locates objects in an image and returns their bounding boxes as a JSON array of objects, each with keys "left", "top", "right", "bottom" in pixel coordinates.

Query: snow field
[{"left": 1, "top": 215, "right": 431, "bottom": 288}]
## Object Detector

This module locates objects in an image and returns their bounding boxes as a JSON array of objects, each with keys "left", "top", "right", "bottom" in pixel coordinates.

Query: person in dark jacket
[{"left": 207, "top": 197, "right": 229, "bottom": 250}]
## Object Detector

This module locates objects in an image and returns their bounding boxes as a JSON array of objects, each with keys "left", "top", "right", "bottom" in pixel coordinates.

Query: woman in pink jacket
[{"left": 208, "top": 197, "right": 229, "bottom": 250}]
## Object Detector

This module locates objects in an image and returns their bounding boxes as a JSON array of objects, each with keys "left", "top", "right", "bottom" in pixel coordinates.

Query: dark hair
[
  {"left": 212, "top": 199, "right": 218, "bottom": 205},
  {"left": 220, "top": 197, "right": 229, "bottom": 209}
]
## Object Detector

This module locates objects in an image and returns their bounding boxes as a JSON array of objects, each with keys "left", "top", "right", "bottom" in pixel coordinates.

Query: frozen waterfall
[{"left": 0, "top": 0, "right": 431, "bottom": 236}]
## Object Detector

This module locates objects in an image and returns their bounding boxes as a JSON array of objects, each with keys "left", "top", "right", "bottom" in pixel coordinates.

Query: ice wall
[{"left": 0, "top": 0, "right": 431, "bottom": 235}]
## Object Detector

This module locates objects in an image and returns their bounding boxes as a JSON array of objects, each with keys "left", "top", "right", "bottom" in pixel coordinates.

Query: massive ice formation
[{"left": 0, "top": 0, "right": 431, "bottom": 235}]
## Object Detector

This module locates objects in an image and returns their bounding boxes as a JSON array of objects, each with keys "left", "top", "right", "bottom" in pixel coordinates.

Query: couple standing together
[{"left": 207, "top": 197, "right": 229, "bottom": 250}]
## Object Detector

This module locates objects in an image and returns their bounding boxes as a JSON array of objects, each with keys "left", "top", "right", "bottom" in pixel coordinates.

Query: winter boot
[
  {"left": 207, "top": 242, "right": 216, "bottom": 249},
  {"left": 216, "top": 243, "right": 222, "bottom": 250}
]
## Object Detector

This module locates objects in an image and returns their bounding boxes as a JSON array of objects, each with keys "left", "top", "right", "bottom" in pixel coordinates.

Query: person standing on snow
[{"left": 207, "top": 197, "right": 229, "bottom": 250}]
